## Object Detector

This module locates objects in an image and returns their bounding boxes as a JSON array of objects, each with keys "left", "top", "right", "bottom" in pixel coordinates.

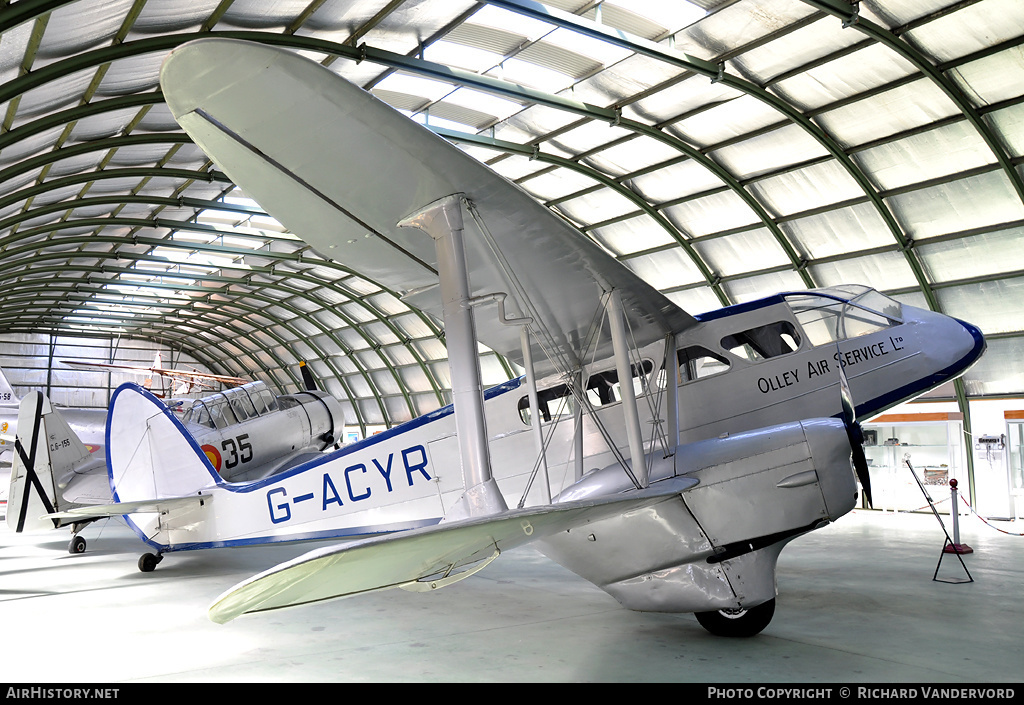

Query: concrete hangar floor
[{"left": 0, "top": 509, "right": 1020, "bottom": 683}]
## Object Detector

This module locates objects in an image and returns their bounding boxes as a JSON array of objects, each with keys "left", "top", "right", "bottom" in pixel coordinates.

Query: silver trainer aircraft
[
  {"left": 6, "top": 361, "right": 344, "bottom": 555},
  {"left": 10, "top": 38, "right": 985, "bottom": 637}
]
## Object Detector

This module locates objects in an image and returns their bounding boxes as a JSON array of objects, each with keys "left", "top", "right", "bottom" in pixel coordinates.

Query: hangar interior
[
  {"left": 2, "top": 0, "right": 1024, "bottom": 682},
  {"left": 3, "top": 0, "right": 1023, "bottom": 515}
]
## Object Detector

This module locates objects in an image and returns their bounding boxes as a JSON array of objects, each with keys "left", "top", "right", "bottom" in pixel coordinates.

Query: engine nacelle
[{"left": 276, "top": 390, "right": 345, "bottom": 450}]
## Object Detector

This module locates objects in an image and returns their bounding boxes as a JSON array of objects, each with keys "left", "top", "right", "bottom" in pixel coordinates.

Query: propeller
[
  {"left": 837, "top": 356, "right": 873, "bottom": 508},
  {"left": 299, "top": 360, "right": 318, "bottom": 392}
]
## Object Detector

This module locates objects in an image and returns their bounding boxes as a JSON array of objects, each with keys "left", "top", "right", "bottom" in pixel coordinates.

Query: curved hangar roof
[{"left": 1, "top": 0, "right": 1022, "bottom": 432}]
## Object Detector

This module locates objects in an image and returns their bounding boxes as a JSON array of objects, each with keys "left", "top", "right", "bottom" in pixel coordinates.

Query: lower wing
[{"left": 209, "top": 476, "right": 697, "bottom": 623}]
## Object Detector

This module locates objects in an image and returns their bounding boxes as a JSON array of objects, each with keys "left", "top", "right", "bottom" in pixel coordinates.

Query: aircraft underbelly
[
  {"left": 536, "top": 497, "right": 787, "bottom": 613},
  {"left": 538, "top": 419, "right": 853, "bottom": 613}
]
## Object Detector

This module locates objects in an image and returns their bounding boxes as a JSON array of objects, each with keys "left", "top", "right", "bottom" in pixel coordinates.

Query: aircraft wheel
[
  {"left": 68, "top": 535, "right": 87, "bottom": 554},
  {"left": 138, "top": 553, "right": 163, "bottom": 572},
  {"left": 695, "top": 598, "right": 775, "bottom": 637}
]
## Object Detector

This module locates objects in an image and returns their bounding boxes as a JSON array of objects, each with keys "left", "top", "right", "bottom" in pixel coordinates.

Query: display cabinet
[
  {"left": 1006, "top": 411, "right": 1024, "bottom": 518},
  {"left": 862, "top": 412, "right": 966, "bottom": 513}
]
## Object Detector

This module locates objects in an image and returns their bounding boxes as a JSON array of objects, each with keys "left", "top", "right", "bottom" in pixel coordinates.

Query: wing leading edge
[{"left": 159, "top": 38, "right": 697, "bottom": 379}]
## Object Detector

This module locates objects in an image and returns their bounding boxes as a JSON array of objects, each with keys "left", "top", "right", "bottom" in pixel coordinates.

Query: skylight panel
[
  {"left": 249, "top": 216, "right": 290, "bottom": 234},
  {"left": 409, "top": 112, "right": 479, "bottom": 134},
  {"left": 492, "top": 57, "right": 575, "bottom": 93},
  {"left": 196, "top": 209, "right": 248, "bottom": 227},
  {"left": 374, "top": 73, "right": 456, "bottom": 103},
  {"left": 542, "top": 27, "right": 633, "bottom": 67},
  {"left": 442, "top": 88, "right": 524, "bottom": 122},
  {"left": 151, "top": 246, "right": 238, "bottom": 271},
  {"left": 471, "top": 4, "right": 557, "bottom": 40},
  {"left": 426, "top": 41, "right": 505, "bottom": 74},
  {"left": 604, "top": 0, "right": 706, "bottom": 33}
]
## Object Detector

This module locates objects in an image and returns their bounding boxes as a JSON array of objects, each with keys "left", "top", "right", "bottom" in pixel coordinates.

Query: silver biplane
[
  {"left": 8, "top": 38, "right": 985, "bottom": 637},
  {"left": 59, "top": 352, "right": 250, "bottom": 397}
]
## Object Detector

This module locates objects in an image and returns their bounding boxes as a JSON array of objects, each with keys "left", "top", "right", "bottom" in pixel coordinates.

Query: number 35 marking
[{"left": 222, "top": 433, "right": 253, "bottom": 469}]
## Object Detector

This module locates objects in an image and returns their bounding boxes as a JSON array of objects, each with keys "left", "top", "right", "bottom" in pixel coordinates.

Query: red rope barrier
[{"left": 958, "top": 494, "right": 1024, "bottom": 536}]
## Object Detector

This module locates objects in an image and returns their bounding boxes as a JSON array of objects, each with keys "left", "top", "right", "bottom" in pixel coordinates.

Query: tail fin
[
  {"left": 7, "top": 392, "right": 90, "bottom": 532},
  {"left": 0, "top": 364, "right": 20, "bottom": 407},
  {"left": 107, "top": 383, "right": 221, "bottom": 505}
]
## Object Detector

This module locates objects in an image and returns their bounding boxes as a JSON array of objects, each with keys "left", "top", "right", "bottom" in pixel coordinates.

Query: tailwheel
[
  {"left": 695, "top": 598, "right": 776, "bottom": 637},
  {"left": 138, "top": 552, "right": 163, "bottom": 572},
  {"left": 68, "top": 535, "right": 87, "bottom": 554}
]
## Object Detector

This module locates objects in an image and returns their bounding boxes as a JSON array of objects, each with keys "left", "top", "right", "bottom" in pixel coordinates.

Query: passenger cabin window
[
  {"left": 721, "top": 321, "right": 800, "bottom": 362},
  {"left": 680, "top": 346, "right": 730, "bottom": 382},
  {"left": 658, "top": 346, "right": 730, "bottom": 387},
  {"left": 517, "top": 360, "right": 654, "bottom": 425},
  {"left": 517, "top": 383, "right": 575, "bottom": 425},
  {"left": 583, "top": 360, "right": 653, "bottom": 408}
]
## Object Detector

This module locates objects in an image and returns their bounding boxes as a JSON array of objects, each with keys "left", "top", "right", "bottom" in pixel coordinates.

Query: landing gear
[
  {"left": 695, "top": 598, "right": 776, "bottom": 637},
  {"left": 68, "top": 535, "right": 87, "bottom": 554},
  {"left": 138, "top": 552, "right": 163, "bottom": 572}
]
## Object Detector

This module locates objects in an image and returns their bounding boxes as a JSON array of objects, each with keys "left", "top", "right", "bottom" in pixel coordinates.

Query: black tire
[
  {"left": 138, "top": 553, "right": 162, "bottom": 572},
  {"left": 68, "top": 535, "right": 87, "bottom": 554},
  {"left": 695, "top": 598, "right": 776, "bottom": 637}
]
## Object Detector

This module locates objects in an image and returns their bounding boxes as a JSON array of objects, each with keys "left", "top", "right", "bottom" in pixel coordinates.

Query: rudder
[
  {"left": 7, "top": 392, "right": 91, "bottom": 532},
  {"left": 107, "top": 383, "right": 221, "bottom": 505},
  {"left": 0, "top": 364, "right": 19, "bottom": 407}
]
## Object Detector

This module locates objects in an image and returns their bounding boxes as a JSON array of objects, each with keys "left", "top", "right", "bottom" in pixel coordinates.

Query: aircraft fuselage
[{"left": 112, "top": 285, "right": 984, "bottom": 552}]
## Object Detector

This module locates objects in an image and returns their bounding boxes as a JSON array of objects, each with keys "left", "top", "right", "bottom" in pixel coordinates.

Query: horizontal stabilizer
[
  {"left": 209, "top": 476, "right": 698, "bottom": 624},
  {"left": 45, "top": 493, "right": 212, "bottom": 520}
]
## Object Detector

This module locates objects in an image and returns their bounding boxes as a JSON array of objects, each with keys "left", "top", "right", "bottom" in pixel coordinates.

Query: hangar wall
[{"left": 0, "top": 332, "right": 214, "bottom": 408}]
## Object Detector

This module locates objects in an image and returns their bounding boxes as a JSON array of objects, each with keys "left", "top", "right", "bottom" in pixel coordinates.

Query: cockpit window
[
  {"left": 185, "top": 401, "right": 215, "bottom": 429},
  {"left": 786, "top": 287, "right": 902, "bottom": 347},
  {"left": 721, "top": 321, "right": 800, "bottom": 362},
  {"left": 259, "top": 388, "right": 278, "bottom": 413},
  {"left": 226, "top": 388, "right": 257, "bottom": 421},
  {"left": 205, "top": 397, "right": 236, "bottom": 429}
]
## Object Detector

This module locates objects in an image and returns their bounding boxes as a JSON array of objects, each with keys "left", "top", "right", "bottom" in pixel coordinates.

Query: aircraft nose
[{"left": 946, "top": 315, "right": 986, "bottom": 378}]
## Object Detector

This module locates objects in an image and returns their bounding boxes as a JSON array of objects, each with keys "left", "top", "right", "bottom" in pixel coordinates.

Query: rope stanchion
[{"left": 943, "top": 479, "right": 973, "bottom": 554}]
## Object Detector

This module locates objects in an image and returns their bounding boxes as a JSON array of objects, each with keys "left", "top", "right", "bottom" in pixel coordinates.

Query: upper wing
[
  {"left": 208, "top": 475, "right": 697, "bottom": 623},
  {"left": 159, "top": 38, "right": 697, "bottom": 379}
]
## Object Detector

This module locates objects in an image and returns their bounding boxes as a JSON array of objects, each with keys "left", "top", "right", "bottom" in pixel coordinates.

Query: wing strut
[
  {"left": 466, "top": 293, "right": 552, "bottom": 505},
  {"left": 664, "top": 333, "right": 680, "bottom": 455},
  {"left": 399, "top": 195, "right": 507, "bottom": 519},
  {"left": 608, "top": 289, "right": 649, "bottom": 488},
  {"left": 519, "top": 326, "right": 552, "bottom": 503}
]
